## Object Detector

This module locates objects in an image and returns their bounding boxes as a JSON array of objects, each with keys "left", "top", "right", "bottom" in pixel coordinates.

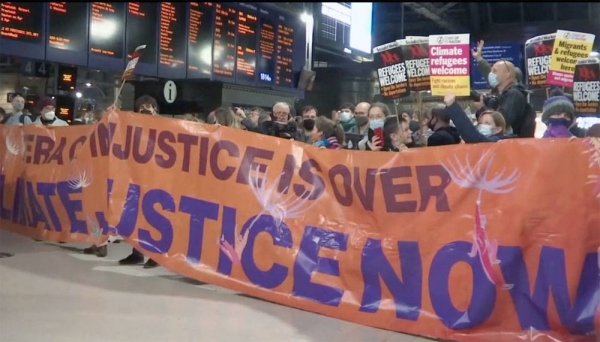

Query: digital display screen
[
  {"left": 0, "top": 2, "right": 43, "bottom": 44},
  {"left": 48, "top": 3, "right": 88, "bottom": 52},
  {"left": 158, "top": 2, "right": 187, "bottom": 77},
  {"left": 55, "top": 95, "right": 75, "bottom": 122},
  {"left": 57, "top": 65, "right": 78, "bottom": 91},
  {"left": 316, "top": 2, "right": 373, "bottom": 57},
  {"left": 275, "top": 15, "right": 294, "bottom": 88},
  {"left": 126, "top": 2, "right": 157, "bottom": 64},
  {"left": 257, "top": 9, "right": 276, "bottom": 85},
  {"left": 213, "top": 3, "right": 237, "bottom": 79},
  {"left": 187, "top": 2, "right": 214, "bottom": 78},
  {"left": 89, "top": 2, "right": 125, "bottom": 58},
  {"left": 235, "top": 3, "right": 258, "bottom": 84}
]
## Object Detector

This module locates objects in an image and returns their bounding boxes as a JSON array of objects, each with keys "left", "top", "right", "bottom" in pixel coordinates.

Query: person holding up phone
[
  {"left": 357, "top": 102, "right": 392, "bottom": 151},
  {"left": 382, "top": 115, "right": 412, "bottom": 152}
]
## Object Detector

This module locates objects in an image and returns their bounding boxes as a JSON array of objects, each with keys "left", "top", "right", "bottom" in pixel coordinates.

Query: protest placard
[
  {"left": 525, "top": 33, "right": 556, "bottom": 89},
  {"left": 547, "top": 30, "right": 596, "bottom": 87},
  {"left": 428, "top": 34, "right": 470, "bottom": 96},
  {"left": 373, "top": 41, "right": 410, "bottom": 99},
  {"left": 400, "top": 37, "right": 430, "bottom": 92},
  {"left": 573, "top": 57, "right": 600, "bottom": 116}
]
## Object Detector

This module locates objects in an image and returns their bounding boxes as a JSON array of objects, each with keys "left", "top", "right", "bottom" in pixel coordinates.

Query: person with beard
[
  {"left": 32, "top": 97, "right": 69, "bottom": 127},
  {"left": 424, "top": 104, "right": 461, "bottom": 147},
  {"left": 242, "top": 102, "right": 303, "bottom": 141}
]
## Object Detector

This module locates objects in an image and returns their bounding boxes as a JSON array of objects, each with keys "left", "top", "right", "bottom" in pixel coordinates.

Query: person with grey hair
[{"left": 241, "top": 101, "right": 302, "bottom": 140}]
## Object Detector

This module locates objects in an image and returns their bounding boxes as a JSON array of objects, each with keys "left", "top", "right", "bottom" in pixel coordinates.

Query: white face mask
[
  {"left": 369, "top": 118, "right": 384, "bottom": 130},
  {"left": 477, "top": 124, "right": 493, "bottom": 136},
  {"left": 340, "top": 111, "right": 353, "bottom": 122},
  {"left": 42, "top": 110, "right": 56, "bottom": 120}
]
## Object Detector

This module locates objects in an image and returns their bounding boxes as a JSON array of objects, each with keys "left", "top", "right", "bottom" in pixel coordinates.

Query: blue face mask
[
  {"left": 547, "top": 117, "right": 571, "bottom": 128},
  {"left": 488, "top": 73, "right": 499, "bottom": 88},
  {"left": 369, "top": 118, "right": 384, "bottom": 130}
]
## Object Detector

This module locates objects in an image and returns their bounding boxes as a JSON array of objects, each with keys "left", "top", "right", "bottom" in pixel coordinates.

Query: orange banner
[{"left": 1, "top": 110, "right": 599, "bottom": 341}]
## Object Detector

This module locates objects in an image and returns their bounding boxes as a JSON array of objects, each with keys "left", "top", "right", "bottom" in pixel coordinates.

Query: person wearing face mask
[
  {"left": 32, "top": 97, "right": 69, "bottom": 127},
  {"left": 443, "top": 94, "right": 511, "bottom": 143},
  {"left": 424, "top": 105, "right": 461, "bottom": 147},
  {"left": 541, "top": 95, "right": 576, "bottom": 138},
  {"left": 472, "top": 58, "right": 534, "bottom": 138},
  {"left": 1, "top": 95, "right": 33, "bottom": 125},
  {"left": 356, "top": 102, "right": 389, "bottom": 151},
  {"left": 134, "top": 95, "right": 160, "bottom": 115}
]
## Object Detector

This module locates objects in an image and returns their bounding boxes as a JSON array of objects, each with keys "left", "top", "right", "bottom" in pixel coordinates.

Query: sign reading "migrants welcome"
[{"left": 1, "top": 112, "right": 599, "bottom": 342}]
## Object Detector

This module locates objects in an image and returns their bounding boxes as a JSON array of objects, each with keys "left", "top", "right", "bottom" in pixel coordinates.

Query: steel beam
[{"left": 403, "top": 2, "right": 466, "bottom": 33}]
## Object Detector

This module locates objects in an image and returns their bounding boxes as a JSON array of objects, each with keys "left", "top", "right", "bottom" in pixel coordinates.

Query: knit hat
[
  {"left": 36, "top": 97, "right": 55, "bottom": 111},
  {"left": 541, "top": 95, "right": 574, "bottom": 124}
]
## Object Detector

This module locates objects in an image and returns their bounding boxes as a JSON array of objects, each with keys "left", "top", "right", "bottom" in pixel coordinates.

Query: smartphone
[{"left": 368, "top": 128, "right": 384, "bottom": 148}]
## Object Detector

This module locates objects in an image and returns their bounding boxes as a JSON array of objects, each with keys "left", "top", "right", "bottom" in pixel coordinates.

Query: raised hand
[{"left": 471, "top": 40, "right": 484, "bottom": 61}]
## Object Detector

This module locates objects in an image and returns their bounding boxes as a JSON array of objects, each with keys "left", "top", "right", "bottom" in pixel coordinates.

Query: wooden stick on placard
[{"left": 417, "top": 91, "right": 424, "bottom": 145}]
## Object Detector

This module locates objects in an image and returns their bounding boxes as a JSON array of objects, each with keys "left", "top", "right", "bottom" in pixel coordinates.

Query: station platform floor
[{"left": 0, "top": 230, "right": 431, "bottom": 342}]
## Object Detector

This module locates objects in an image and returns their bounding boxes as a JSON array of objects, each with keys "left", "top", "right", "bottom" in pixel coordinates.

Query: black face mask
[
  {"left": 140, "top": 108, "right": 153, "bottom": 115},
  {"left": 409, "top": 120, "right": 420, "bottom": 133},
  {"left": 303, "top": 118, "right": 315, "bottom": 131},
  {"left": 354, "top": 115, "right": 369, "bottom": 127}
]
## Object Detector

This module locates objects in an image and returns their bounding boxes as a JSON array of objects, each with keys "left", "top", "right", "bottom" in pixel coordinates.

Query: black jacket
[
  {"left": 478, "top": 82, "right": 529, "bottom": 135},
  {"left": 447, "top": 102, "right": 513, "bottom": 143},
  {"left": 427, "top": 126, "right": 461, "bottom": 147}
]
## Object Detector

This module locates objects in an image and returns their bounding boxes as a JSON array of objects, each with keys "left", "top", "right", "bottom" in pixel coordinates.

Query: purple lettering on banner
[
  {"left": 89, "top": 122, "right": 116, "bottom": 158},
  {"left": 106, "top": 183, "right": 141, "bottom": 237},
  {"left": 429, "top": 241, "right": 496, "bottom": 329},
  {"left": 198, "top": 137, "right": 209, "bottom": 176},
  {"left": 112, "top": 125, "right": 133, "bottom": 160},
  {"left": 0, "top": 175, "right": 13, "bottom": 219},
  {"left": 68, "top": 135, "right": 87, "bottom": 161},
  {"left": 292, "top": 226, "right": 348, "bottom": 306},
  {"left": 235, "top": 147, "right": 274, "bottom": 186},
  {"left": 11, "top": 178, "right": 29, "bottom": 225},
  {"left": 36, "top": 182, "right": 61, "bottom": 231},
  {"left": 217, "top": 206, "right": 237, "bottom": 276},
  {"left": 177, "top": 133, "right": 198, "bottom": 172},
  {"left": 329, "top": 165, "right": 353, "bottom": 206},
  {"left": 138, "top": 189, "right": 174, "bottom": 254},
  {"left": 132, "top": 127, "right": 156, "bottom": 164},
  {"left": 26, "top": 181, "right": 49, "bottom": 229},
  {"left": 380, "top": 166, "right": 417, "bottom": 213},
  {"left": 46, "top": 138, "right": 66, "bottom": 164},
  {"left": 498, "top": 246, "right": 599, "bottom": 335},
  {"left": 179, "top": 196, "right": 219, "bottom": 263},
  {"left": 33, "top": 136, "right": 54, "bottom": 165},
  {"left": 277, "top": 154, "right": 296, "bottom": 194},
  {"left": 241, "top": 215, "right": 292, "bottom": 289},
  {"left": 156, "top": 131, "right": 177, "bottom": 169},
  {"left": 359, "top": 239, "right": 422, "bottom": 321},
  {"left": 294, "top": 159, "right": 325, "bottom": 200},
  {"left": 354, "top": 167, "right": 376, "bottom": 211},
  {"left": 210, "top": 141, "right": 240, "bottom": 181},
  {"left": 415, "top": 165, "right": 450, "bottom": 212},
  {"left": 57, "top": 182, "right": 87, "bottom": 234}
]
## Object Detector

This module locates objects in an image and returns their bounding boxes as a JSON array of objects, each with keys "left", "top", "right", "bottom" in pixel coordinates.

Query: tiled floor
[{"left": 0, "top": 230, "right": 432, "bottom": 342}]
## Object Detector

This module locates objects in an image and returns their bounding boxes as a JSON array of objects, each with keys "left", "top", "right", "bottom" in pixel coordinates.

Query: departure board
[
  {"left": 275, "top": 14, "right": 294, "bottom": 88},
  {"left": 187, "top": 2, "right": 214, "bottom": 79},
  {"left": 126, "top": 2, "right": 158, "bottom": 76},
  {"left": 47, "top": 2, "right": 88, "bottom": 65},
  {"left": 257, "top": 8, "right": 276, "bottom": 85},
  {"left": 89, "top": 2, "right": 125, "bottom": 59},
  {"left": 0, "top": 2, "right": 43, "bottom": 43},
  {"left": 235, "top": 2, "right": 258, "bottom": 84},
  {"left": 213, "top": 3, "right": 237, "bottom": 80},
  {"left": 158, "top": 2, "right": 187, "bottom": 78}
]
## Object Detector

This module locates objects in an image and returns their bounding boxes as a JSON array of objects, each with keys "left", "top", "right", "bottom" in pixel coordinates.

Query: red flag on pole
[{"left": 122, "top": 45, "right": 146, "bottom": 81}]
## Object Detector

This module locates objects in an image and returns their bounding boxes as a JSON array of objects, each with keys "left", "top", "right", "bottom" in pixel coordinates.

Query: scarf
[
  {"left": 542, "top": 124, "right": 573, "bottom": 138},
  {"left": 314, "top": 136, "right": 341, "bottom": 150}
]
